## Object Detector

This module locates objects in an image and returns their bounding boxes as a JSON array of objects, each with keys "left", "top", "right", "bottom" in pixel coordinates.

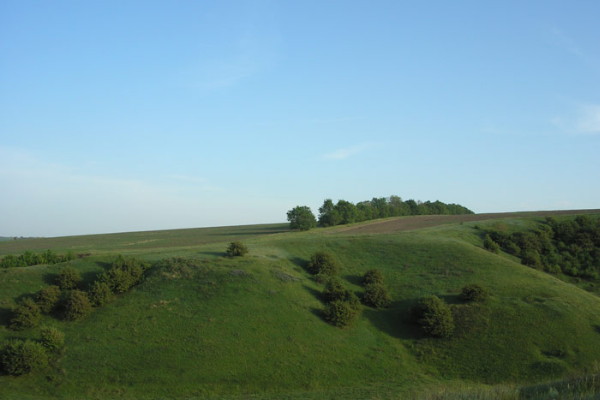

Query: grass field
[{"left": 1, "top": 211, "right": 600, "bottom": 399}]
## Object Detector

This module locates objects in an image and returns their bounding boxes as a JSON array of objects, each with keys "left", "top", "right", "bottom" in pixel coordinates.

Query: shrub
[
  {"left": 307, "top": 252, "right": 340, "bottom": 276},
  {"left": 0, "top": 340, "right": 48, "bottom": 375},
  {"left": 99, "top": 256, "right": 148, "bottom": 294},
  {"left": 483, "top": 234, "right": 500, "bottom": 253},
  {"left": 460, "top": 284, "right": 489, "bottom": 302},
  {"left": 522, "top": 250, "right": 542, "bottom": 269},
  {"left": 323, "top": 300, "right": 360, "bottom": 327},
  {"left": 9, "top": 298, "right": 41, "bottom": 331},
  {"left": 39, "top": 326, "right": 65, "bottom": 352},
  {"left": 226, "top": 242, "right": 248, "bottom": 257},
  {"left": 413, "top": 296, "right": 454, "bottom": 338},
  {"left": 35, "top": 285, "right": 62, "bottom": 313},
  {"left": 62, "top": 290, "right": 92, "bottom": 321},
  {"left": 55, "top": 266, "right": 81, "bottom": 290},
  {"left": 88, "top": 281, "right": 114, "bottom": 306},
  {"left": 322, "top": 278, "right": 359, "bottom": 305},
  {"left": 362, "top": 269, "right": 384, "bottom": 285},
  {"left": 362, "top": 283, "right": 391, "bottom": 308}
]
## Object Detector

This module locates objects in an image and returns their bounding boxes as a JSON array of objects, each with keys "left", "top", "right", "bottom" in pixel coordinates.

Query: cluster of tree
[
  {"left": 485, "top": 215, "right": 600, "bottom": 280},
  {"left": 8, "top": 256, "right": 150, "bottom": 331},
  {"left": 0, "top": 326, "right": 65, "bottom": 376},
  {"left": 287, "top": 196, "right": 473, "bottom": 230},
  {"left": 412, "top": 284, "right": 488, "bottom": 338},
  {"left": 318, "top": 196, "right": 473, "bottom": 227},
  {"left": 0, "top": 250, "right": 75, "bottom": 269}
]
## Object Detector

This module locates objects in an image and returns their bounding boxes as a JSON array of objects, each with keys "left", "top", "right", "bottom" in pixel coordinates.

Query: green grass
[{"left": 1, "top": 214, "right": 600, "bottom": 399}]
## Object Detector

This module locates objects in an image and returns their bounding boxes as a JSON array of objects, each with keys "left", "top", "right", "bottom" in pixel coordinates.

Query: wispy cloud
[
  {"left": 323, "top": 144, "right": 372, "bottom": 160},
  {"left": 551, "top": 27, "right": 584, "bottom": 58},
  {"left": 552, "top": 103, "right": 600, "bottom": 135}
]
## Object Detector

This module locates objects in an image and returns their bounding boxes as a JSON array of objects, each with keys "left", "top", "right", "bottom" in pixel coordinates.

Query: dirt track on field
[{"left": 334, "top": 209, "right": 600, "bottom": 235}]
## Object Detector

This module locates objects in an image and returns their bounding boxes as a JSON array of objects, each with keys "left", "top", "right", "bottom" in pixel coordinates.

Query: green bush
[
  {"left": 460, "top": 284, "right": 489, "bottom": 302},
  {"left": 0, "top": 340, "right": 48, "bottom": 375},
  {"left": 307, "top": 252, "right": 340, "bottom": 276},
  {"left": 226, "top": 241, "right": 248, "bottom": 257},
  {"left": 362, "top": 283, "right": 391, "bottom": 308},
  {"left": 287, "top": 206, "right": 317, "bottom": 231},
  {"left": 322, "top": 278, "right": 356, "bottom": 304},
  {"left": 98, "top": 256, "right": 148, "bottom": 294},
  {"left": 55, "top": 266, "right": 81, "bottom": 290},
  {"left": 39, "top": 326, "right": 65, "bottom": 352},
  {"left": 483, "top": 234, "right": 500, "bottom": 253},
  {"left": 62, "top": 290, "right": 92, "bottom": 321},
  {"left": 362, "top": 269, "right": 384, "bottom": 285},
  {"left": 323, "top": 300, "right": 360, "bottom": 327},
  {"left": 9, "top": 298, "right": 41, "bottom": 331},
  {"left": 88, "top": 281, "right": 114, "bottom": 306},
  {"left": 413, "top": 296, "right": 455, "bottom": 338},
  {"left": 35, "top": 285, "right": 62, "bottom": 313}
]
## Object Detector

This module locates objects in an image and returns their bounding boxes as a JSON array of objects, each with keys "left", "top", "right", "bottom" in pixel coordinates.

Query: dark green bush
[
  {"left": 98, "top": 256, "right": 148, "bottom": 294},
  {"left": 39, "top": 326, "right": 65, "bottom": 352},
  {"left": 62, "top": 290, "right": 92, "bottom": 321},
  {"left": 322, "top": 278, "right": 358, "bottom": 304},
  {"left": 413, "top": 296, "right": 455, "bottom": 338},
  {"left": 55, "top": 266, "right": 81, "bottom": 290},
  {"left": 323, "top": 300, "right": 360, "bottom": 327},
  {"left": 9, "top": 298, "right": 41, "bottom": 331},
  {"left": 362, "top": 269, "right": 384, "bottom": 285},
  {"left": 88, "top": 281, "right": 114, "bottom": 306},
  {"left": 362, "top": 283, "right": 391, "bottom": 308},
  {"left": 226, "top": 241, "right": 248, "bottom": 257},
  {"left": 35, "top": 285, "right": 62, "bottom": 313},
  {"left": 522, "top": 250, "right": 542, "bottom": 269},
  {"left": 307, "top": 252, "right": 340, "bottom": 276},
  {"left": 483, "top": 234, "right": 500, "bottom": 253},
  {"left": 0, "top": 340, "right": 48, "bottom": 375},
  {"left": 460, "top": 284, "right": 489, "bottom": 302}
]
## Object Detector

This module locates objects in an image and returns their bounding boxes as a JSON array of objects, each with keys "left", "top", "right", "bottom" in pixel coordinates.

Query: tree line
[{"left": 287, "top": 195, "right": 473, "bottom": 230}]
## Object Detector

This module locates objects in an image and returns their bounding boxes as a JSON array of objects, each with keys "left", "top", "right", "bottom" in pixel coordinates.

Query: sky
[{"left": 1, "top": 1, "right": 599, "bottom": 237}]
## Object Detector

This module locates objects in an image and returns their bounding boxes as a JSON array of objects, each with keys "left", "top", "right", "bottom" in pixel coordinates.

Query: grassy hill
[{"left": 1, "top": 211, "right": 600, "bottom": 399}]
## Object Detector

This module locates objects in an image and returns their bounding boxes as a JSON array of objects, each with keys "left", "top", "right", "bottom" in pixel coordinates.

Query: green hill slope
[{"left": 1, "top": 214, "right": 599, "bottom": 399}]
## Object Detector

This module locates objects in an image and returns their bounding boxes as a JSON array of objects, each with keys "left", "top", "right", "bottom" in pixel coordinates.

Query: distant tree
[
  {"left": 287, "top": 206, "right": 317, "bottom": 231},
  {"left": 413, "top": 296, "right": 454, "bottom": 338},
  {"left": 62, "top": 290, "right": 92, "bottom": 321},
  {"left": 55, "top": 266, "right": 81, "bottom": 290},
  {"left": 318, "top": 199, "right": 341, "bottom": 227},
  {"left": 0, "top": 340, "right": 48, "bottom": 375},
  {"left": 226, "top": 241, "right": 248, "bottom": 257},
  {"left": 307, "top": 251, "right": 340, "bottom": 276},
  {"left": 335, "top": 200, "right": 359, "bottom": 224}
]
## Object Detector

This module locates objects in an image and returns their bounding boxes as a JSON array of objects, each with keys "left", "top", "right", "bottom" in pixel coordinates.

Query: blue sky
[{"left": 1, "top": 1, "right": 599, "bottom": 237}]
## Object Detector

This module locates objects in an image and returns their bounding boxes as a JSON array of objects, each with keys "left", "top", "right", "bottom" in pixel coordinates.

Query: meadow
[{"left": 1, "top": 210, "right": 599, "bottom": 399}]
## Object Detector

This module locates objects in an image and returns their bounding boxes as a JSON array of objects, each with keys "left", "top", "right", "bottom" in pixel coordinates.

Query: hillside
[{"left": 1, "top": 211, "right": 600, "bottom": 399}]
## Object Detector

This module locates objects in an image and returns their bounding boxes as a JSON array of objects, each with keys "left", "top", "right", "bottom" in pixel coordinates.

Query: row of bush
[
  {"left": 8, "top": 256, "right": 150, "bottom": 331},
  {"left": 484, "top": 215, "right": 600, "bottom": 280},
  {"left": 0, "top": 249, "right": 76, "bottom": 269}
]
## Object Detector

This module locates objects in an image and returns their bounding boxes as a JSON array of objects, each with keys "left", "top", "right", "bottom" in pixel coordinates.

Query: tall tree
[{"left": 286, "top": 206, "right": 317, "bottom": 231}]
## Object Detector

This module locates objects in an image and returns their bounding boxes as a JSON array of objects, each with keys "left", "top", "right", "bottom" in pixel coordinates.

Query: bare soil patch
[{"left": 334, "top": 209, "right": 600, "bottom": 235}]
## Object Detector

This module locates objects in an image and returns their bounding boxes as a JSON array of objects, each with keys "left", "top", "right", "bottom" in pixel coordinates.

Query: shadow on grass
[
  {"left": 362, "top": 299, "right": 423, "bottom": 340},
  {"left": 289, "top": 257, "right": 307, "bottom": 269},
  {"left": 197, "top": 251, "right": 226, "bottom": 258},
  {"left": 343, "top": 274, "right": 362, "bottom": 286},
  {"left": 440, "top": 293, "right": 463, "bottom": 306},
  {"left": 303, "top": 284, "right": 324, "bottom": 303},
  {"left": 81, "top": 270, "right": 101, "bottom": 290},
  {"left": 0, "top": 307, "right": 13, "bottom": 326},
  {"left": 43, "top": 272, "right": 57, "bottom": 286}
]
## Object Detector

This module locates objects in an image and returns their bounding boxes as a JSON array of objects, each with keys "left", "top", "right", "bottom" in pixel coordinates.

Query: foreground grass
[{"left": 1, "top": 214, "right": 600, "bottom": 399}]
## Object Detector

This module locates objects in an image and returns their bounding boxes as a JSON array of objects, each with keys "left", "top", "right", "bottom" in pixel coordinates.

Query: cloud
[
  {"left": 323, "top": 144, "right": 371, "bottom": 160},
  {"left": 576, "top": 104, "right": 600, "bottom": 134},
  {"left": 552, "top": 104, "right": 600, "bottom": 135},
  {"left": 551, "top": 27, "right": 584, "bottom": 58}
]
